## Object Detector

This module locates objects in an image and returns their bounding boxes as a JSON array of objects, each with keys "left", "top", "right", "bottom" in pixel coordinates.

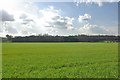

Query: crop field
[{"left": 2, "top": 42, "right": 118, "bottom": 78}]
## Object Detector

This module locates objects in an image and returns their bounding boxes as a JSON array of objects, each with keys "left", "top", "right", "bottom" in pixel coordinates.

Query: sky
[{"left": 0, "top": 0, "right": 119, "bottom": 37}]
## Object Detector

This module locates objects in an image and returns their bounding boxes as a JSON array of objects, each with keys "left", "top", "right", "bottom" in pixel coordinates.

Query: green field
[{"left": 2, "top": 42, "right": 118, "bottom": 78}]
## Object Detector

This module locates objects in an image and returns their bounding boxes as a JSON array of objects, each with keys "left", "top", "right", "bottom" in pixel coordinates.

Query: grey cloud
[
  {"left": 20, "top": 14, "right": 28, "bottom": 19},
  {"left": 54, "top": 21, "right": 67, "bottom": 27},
  {"left": 22, "top": 19, "right": 34, "bottom": 25},
  {"left": 5, "top": 26, "right": 18, "bottom": 34},
  {"left": 21, "top": 31, "right": 29, "bottom": 35},
  {"left": 23, "top": 19, "right": 34, "bottom": 22},
  {"left": 48, "top": 15, "right": 74, "bottom": 30},
  {"left": 20, "top": 14, "right": 34, "bottom": 25},
  {"left": 22, "top": 22, "right": 28, "bottom": 25},
  {"left": 0, "top": 10, "right": 15, "bottom": 21},
  {"left": 82, "top": 18, "right": 90, "bottom": 21},
  {"left": 52, "top": 16, "right": 61, "bottom": 20}
]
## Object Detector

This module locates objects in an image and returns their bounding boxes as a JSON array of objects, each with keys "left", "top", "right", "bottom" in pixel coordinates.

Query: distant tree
[
  {"left": 6, "top": 34, "right": 119, "bottom": 42},
  {"left": 6, "top": 35, "right": 13, "bottom": 42}
]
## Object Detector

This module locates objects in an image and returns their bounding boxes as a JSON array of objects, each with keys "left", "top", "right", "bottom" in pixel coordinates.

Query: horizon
[{"left": 1, "top": 34, "right": 119, "bottom": 38}]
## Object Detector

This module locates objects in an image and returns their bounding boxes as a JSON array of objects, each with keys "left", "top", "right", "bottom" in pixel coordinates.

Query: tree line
[{"left": 3, "top": 34, "right": 119, "bottom": 42}]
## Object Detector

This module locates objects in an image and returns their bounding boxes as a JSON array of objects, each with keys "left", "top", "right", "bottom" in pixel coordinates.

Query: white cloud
[
  {"left": 1, "top": 22, "right": 18, "bottom": 37},
  {"left": 38, "top": 6, "right": 75, "bottom": 31},
  {"left": 49, "top": 6, "right": 54, "bottom": 10},
  {"left": 79, "top": 23, "right": 115, "bottom": 35},
  {"left": 74, "top": 0, "right": 119, "bottom": 7},
  {"left": 78, "top": 14, "right": 91, "bottom": 23}
]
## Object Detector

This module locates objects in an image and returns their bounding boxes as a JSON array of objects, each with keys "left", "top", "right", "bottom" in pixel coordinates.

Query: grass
[{"left": 2, "top": 42, "right": 118, "bottom": 78}]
